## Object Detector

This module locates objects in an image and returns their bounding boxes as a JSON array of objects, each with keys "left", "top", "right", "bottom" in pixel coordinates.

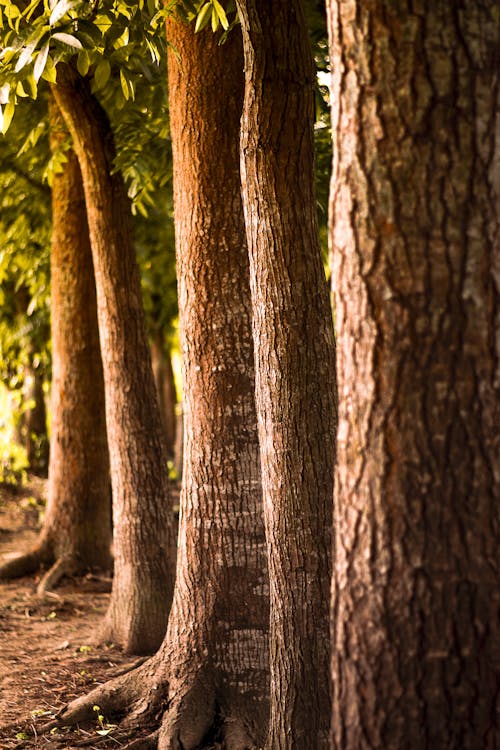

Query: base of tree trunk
[
  {"left": 0, "top": 544, "right": 111, "bottom": 597},
  {"left": 42, "top": 653, "right": 262, "bottom": 750},
  {"left": 36, "top": 555, "right": 78, "bottom": 595},
  {"left": 0, "top": 546, "right": 48, "bottom": 580}
]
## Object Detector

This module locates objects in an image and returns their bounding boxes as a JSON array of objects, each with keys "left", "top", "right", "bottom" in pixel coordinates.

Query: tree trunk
[
  {"left": 328, "top": 2, "right": 500, "bottom": 748},
  {"left": 22, "top": 352, "right": 49, "bottom": 477},
  {"left": 152, "top": 20, "right": 269, "bottom": 748},
  {"left": 52, "top": 21, "right": 269, "bottom": 750},
  {"left": 52, "top": 68, "right": 175, "bottom": 655},
  {"left": 237, "top": 1, "right": 337, "bottom": 747},
  {"left": 150, "top": 330, "right": 177, "bottom": 458},
  {"left": 0, "top": 97, "right": 112, "bottom": 590},
  {"left": 43, "top": 99, "right": 112, "bottom": 580}
]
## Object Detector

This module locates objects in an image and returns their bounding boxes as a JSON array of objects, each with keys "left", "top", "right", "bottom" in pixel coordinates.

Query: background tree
[
  {"left": 328, "top": 2, "right": 500, "bottom": 747},
  {"left": 52, "top": 68, "right": 176, "bottom": 654},
  {"left": 236, "top": 0, "right": 337, "bottom": 746},
  {"left": 0, "top": 99, "right": 51, "bottom": 480},
  {"left": 0, "top": 95, "right": 112, "bottom": 590}
]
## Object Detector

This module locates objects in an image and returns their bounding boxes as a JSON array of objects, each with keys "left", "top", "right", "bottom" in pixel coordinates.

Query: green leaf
[
  {"left": 120, "top": 68, "right": 129, "bottom": 100},
  {"left": 5, "top": 5, "right": 20, "bottom": 20},
  {"left": 76, "top": 19, "right": 103, "bottom": 46},
  {"left": 194, "top": 2, "right": 211, "bottom": 32},
  {"left": 1, "top": 101, "right": 15, "bottom": 134},
  {"left": 33, "top": 41, "right": 49, "bottom": 82},
  {"left": 16, "top": 80, "right": 29, "bottom": 97},
  {"left": 14, "top": 39, "right": 38, "bottom": 72},
  {"left": 41, "top": 54, "right": 57, "bottom": 82},
  {"left": 93, "top": 58, "right": 111, "bottom": 89},
  {"left": 25, "top": 72, "right": 38, "bottom": 99},
  {"left": 49, "top": 0, "right": 78, "bottom": 26},
  {"left": 76, "top": 48, "right": 90, "bottom": 76},
  {"left": 51, "top": 31, "right": 83, "bottom": 49},
  {"left": 0, "top": 83, "right": 10, "bottom": 105},
  {"left": 212, "top": 0, "right": 229, "bottom": 30}
]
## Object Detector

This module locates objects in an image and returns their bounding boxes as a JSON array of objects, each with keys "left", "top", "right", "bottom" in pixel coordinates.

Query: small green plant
[{"left": 93, "top": 705, "right": 117, "bottom": 737}]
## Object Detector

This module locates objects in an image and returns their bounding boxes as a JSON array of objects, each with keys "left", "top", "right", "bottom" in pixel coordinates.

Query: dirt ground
[{"left": 0, "top": 478, "right": 150, "bottom": 750}]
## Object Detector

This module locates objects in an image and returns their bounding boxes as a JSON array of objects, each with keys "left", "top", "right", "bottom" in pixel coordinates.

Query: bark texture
[
  {"left": 150, "top": 330, "right": 177, "bottom": 458},
  {"left": 328, "top": 2, "right": 500, "bottom": 748},
  {"left": 154, "top": 20, "right": 269, "bottom": 748},
  {"left": 43, "top": 100, "right": 112, "bottom": 578},
  {"left": 52, "top": 69, "right": 175, "bottom": 654},
  {"left": 237, "top": 2, "right": 337, "bottom": 746},
  {"left": 0, "top": 98, "right": 112, "bottom": 589}
]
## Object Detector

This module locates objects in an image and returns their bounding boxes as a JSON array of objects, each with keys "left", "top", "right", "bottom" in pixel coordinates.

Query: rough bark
[
  {"left": 49, "top": 19, "right": 269, "bottom": 750},
  {"left": 236, "top": 1, "right": 337, "bottom": 747},
  {"left": 51, "top": 68, "right": 175, "bottom": 654},
  {"left": 155, "top": 20, "right": 269, "bottom": 748},
  {"left": 150, "top": 330, "right": 177, "bottom": 458},
  {"left": 0, "top": 97, "right": 112, "bottom": 590},
  {"left": 328, "top": 2, "right": 500, "bottom": 748}
]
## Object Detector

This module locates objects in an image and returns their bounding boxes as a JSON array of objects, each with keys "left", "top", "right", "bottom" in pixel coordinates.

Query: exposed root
[
  {"left": 36, "top": 555, "right": 77, "bottom": 595},
  {"left": 222, "top": 716, "right": 258, "bottom": 749},
  {"left": 158, "top": 685, "right": 216, "bottom": 750},
  {"left": 37, "top": 646, "right": 261, "bottom": 749},
  {"left": 0, "top": 546, "right": 48, "bottom": 579},
  {"left": 41, "top": 656, "right": 167, "bottom": 733},
  {"left": 124, "top": 730, "right": 160, "bottom": 749},
  {"left": 158, "top": 694, "right": 259, "bottom": 750},
  {"left": 106, "top": 656, "right": 149, "bottom": 679}
]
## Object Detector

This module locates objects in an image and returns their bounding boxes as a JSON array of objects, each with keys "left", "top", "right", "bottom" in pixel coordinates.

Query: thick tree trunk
[
  {"left": 52, "top": 68, "right": 175, "bottom": 654},
  {"left": 51, "top": 20, "right": 269, "bottom": 750},
  {"left": 0, "top": 98, "right": 112, "bottom": 590},
  {"left": 237, "top": 1, "right": 337, "bottom": 747},
  {"left": 328, "top": 3, "right": 500, "bottom": 748},
  {"left": 150, "top": 330, "right": 177, "bottom": 458},
  {"left": 154, "top": 21, "right": 269, "bottom": 748}
]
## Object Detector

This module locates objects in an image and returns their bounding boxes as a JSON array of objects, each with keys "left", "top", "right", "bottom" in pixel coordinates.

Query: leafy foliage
[
  {"left": 0, "top": 97, "right": 51, "bottom": 387},
  {"left": 0, "top": 0, "right": 170, "bottom": 131},
  {"left": 173, "top": 0, "right": 238, "bottom": 39}
]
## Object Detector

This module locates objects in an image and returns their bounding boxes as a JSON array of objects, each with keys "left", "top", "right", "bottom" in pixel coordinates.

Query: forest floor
[{"left": 0, "top": 478, "right": 153, "bottom": 750}]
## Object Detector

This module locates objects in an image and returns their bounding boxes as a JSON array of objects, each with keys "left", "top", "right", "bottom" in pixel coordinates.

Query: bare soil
[{"left": 0, "top": 478, "right": 148, "bottom": 750}]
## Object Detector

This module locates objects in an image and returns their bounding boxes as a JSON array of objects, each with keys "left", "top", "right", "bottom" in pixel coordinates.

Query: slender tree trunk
[
  {"left": 23, "top": 352, "right": 48, "bottom": 477},
  {"left": 237, "top": 1, "right": 337, "bottom": 746},
  {"left": 52, "top": 20, "right": 269, "bottom": 750},
  {"left": 0, "top": 97, "right": 112, "bottom": 591},
  {"left": 52, "top": 68, "right": 175, "bottom": 654},
  {"left": 43, "top": 99, "right": 112, "bottom": 583},
  {"left": 328, "top": 2, "right": 500, "bottom": 747},
  {"left": 150, "top": 330, "right": 177, "bottom": 458}
]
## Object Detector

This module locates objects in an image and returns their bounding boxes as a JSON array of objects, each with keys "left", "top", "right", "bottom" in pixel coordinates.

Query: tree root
[
  {"left": 42, "top": 656, "right": 166, "bottom": 732},
  {"left": 41, "top": 656, "right": 261, "bottom": 749},
  {"left": 36, "top": 555, "right": 77, "bottom": 595},
  {"left": 156, "top": 669, "right": 259, "bottom": 750},
  {"left": 157, "top": 670, "right": 216, "bottom": 750},
  {"left": 124, "top": 730, "right": 159, "bottom": 750},
  {"left": 0, "top": 546, "right": 48, "bottom": 579}
]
